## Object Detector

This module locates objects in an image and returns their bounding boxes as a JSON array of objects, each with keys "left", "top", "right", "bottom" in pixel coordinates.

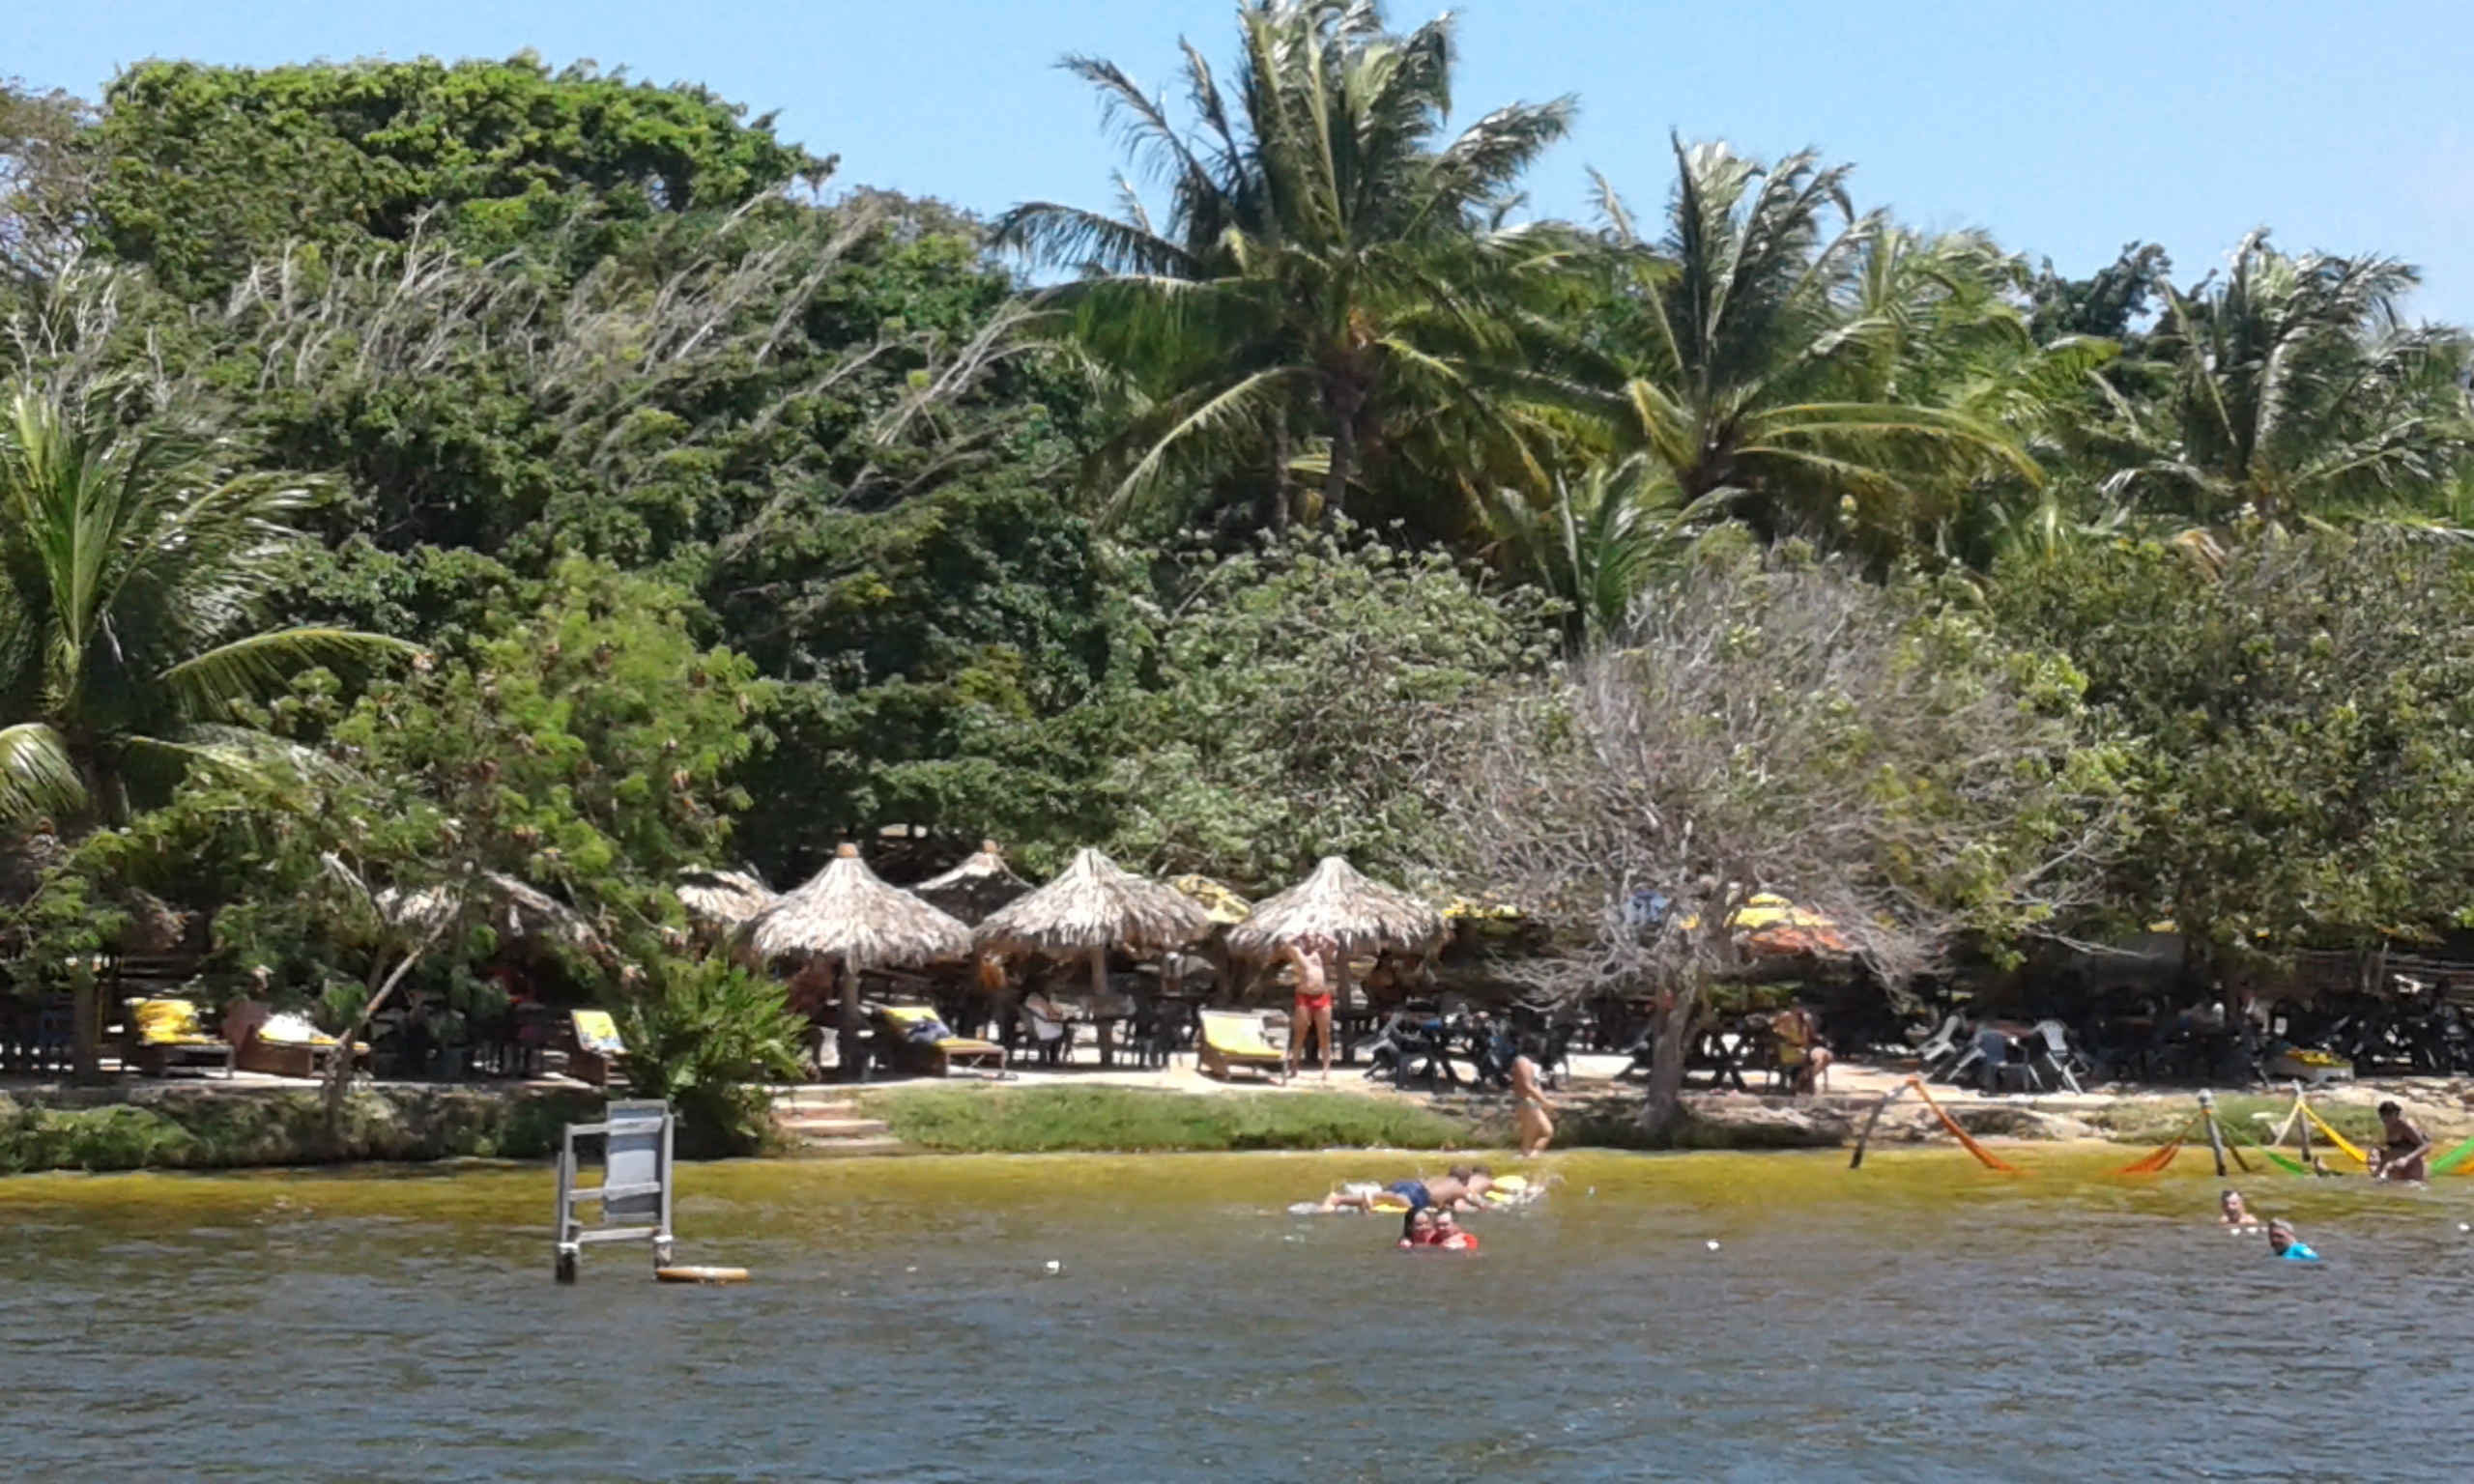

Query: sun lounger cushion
[
  {"left": 1200, "top": 1011, "right": 1282, "bottom": 1059},
  {"left": 573, "top": 1010, "right": 626, "bottom": 1055},
  {"left": 131, "top": 999, "right": 220, "bottom": 1047},
  {"left": 880, "top": 1005, "right": 1001, "bottom": 1054}
]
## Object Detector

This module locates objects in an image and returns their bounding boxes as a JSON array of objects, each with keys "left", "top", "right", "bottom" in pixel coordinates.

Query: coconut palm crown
[
  {"left": 994, "top": 0, "right": 1580, "bottom": 536},
  {"left": 0, "top": 377, "right": 412, "bottom": 823}
]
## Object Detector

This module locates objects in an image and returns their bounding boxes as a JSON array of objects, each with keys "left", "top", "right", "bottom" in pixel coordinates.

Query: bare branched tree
[{"left": 1452, "top": 556, "right": 2111, "bottom": 1134}]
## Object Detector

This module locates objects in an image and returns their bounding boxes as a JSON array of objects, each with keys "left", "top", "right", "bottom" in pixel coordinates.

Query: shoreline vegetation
[
  {"left": 5, "top": 1, "right": 2474, "bottom": 1160},
  {"left": 0, "top": 1074, "right": 2438, "bottom": 1174}
]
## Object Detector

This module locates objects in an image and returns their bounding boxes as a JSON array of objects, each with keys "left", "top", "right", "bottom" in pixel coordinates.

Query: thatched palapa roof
[
  {"left": 676, "top": 868, "right": 776, "bottom": 931},
  {"left": 377, "top": 871, "right": 610, "bottom": 955},
  {"left": 913, "top": 841, "right": 1033, "bottom": 927},
  {"left": 975, "top": 846, "right": 1211, "bottom": 957},
  {"left": 1226, "top": 856, "right": 1444, "bottom": 961},
  {"left": 741, "top": 842, "right": 971, "bottom": 969}
]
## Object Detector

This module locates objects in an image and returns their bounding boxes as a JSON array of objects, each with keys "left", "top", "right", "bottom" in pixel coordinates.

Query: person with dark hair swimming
[{"left": 1319, "top": 1164, "right": 1495, "bottom": 1238}]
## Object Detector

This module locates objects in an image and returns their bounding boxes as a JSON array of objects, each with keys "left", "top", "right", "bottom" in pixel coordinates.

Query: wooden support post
[
  {"left": 1850, "top": 1079, "right": 1911, "bottom": 1170},
  {"left": 2296, "top": 1085, "right": 2315, "bottom": 1171},
  {"left": 2199, "top": 1089, "right": 2228, "bottom": 1178}
]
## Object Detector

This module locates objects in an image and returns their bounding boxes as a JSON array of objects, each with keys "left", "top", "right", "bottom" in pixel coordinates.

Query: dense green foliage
[{"left": 3, "top": 0, "right": 2473, "bottom": 1131}]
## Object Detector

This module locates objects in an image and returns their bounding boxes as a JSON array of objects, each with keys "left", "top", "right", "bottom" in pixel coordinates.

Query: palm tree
[
  {"left": 993, "top": 0, "right": 1578, "bottom": 536},
  {"left": 1586, "top": 140, "right": 2039, "bottom": 559},
  {"left": 0, "top": 377, "right": 412, "bottom": 825},
  {"left": 2108, "top": 232, "right": 2474, "bottom": 528}
]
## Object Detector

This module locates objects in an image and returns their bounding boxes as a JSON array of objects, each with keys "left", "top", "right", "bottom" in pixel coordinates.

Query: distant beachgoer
[
  {"left": 2371, "top": 1101, "right": 2431, "bottom": 1183},
  {"left": 2266, "top": 1218, "right": 2318, "bottom": 1262},
  {"left": 1773, "top": 1003, "right": 1833, "bottom": 1096},
  {"left": 1283, "top": 933, "right": 1338, "bottom": 1083},
  {"left": 1510, "top": 1049, "right": 1555, "bottom": 1158},
  {"left": 2218, "top": 1189, "right": 2260, "bottom": 1232}
]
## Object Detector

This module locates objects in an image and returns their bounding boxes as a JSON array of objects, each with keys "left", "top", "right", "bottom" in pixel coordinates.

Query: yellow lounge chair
[
  {"left": 566, "top": 1009, "right": 628, "bottom": 1088},
  {"left": 125, "top": 998, "right": 234, "bottom": 1078},
  {"left": 876, "top": 1004, "right": 1007, "bottom": 1078},
  {"left": 1196, "top": 1010, "right": 1288, "bottom": 1083}
]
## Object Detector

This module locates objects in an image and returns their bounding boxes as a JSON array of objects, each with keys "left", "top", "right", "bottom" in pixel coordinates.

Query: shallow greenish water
[{"left": 5, "top": 1149, "right": 2473, "bottom": 1482}]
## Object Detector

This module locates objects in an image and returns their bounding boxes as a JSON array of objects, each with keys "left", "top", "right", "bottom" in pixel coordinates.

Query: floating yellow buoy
[{"left": 655, "top": 1266, "right": 750, "bottom": 1285}]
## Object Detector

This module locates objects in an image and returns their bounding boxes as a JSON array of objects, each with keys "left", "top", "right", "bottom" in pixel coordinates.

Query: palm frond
[
  {"left": 159, "top": 627, "right": 417, "bottom": 722},
  {"left": 0, "top": 721, "right": 84, "bottom": 823}
]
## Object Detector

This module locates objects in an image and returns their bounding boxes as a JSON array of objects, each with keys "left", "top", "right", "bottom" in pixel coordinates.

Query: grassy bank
[
  {"left": 0, "top": 1085, "right": 603, "bottom": 1174},
  {"left": 2081, "top": 1093, "right": 2387, "bottom": 1147},
  {"left": 866, "top": 1085, "right": 1477, "bottom": 1154}
]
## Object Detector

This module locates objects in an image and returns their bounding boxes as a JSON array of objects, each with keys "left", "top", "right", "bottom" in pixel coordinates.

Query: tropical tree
[
  {"left": 2105, "top": 231, "right": 2474, "bottom": 528},
  {"left": 994, "top": 0, "right": 1579, "bottom": 537},
  {"left": 0, "top": 378, "right": 410, "bottom": 825},
  {"left": 1583, "top": 141, "right": 2044, "bottom": 561}
]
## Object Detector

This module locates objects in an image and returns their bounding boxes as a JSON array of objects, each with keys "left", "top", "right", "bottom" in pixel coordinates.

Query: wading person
[
  {"left": 1282, "top": 932, "right": 1338, "bottom": 1083},
  {"left": 1510, "top": 1044, "right": 1554, "bottom": 1158},
  {"left": 2371, "top": 1100, "right": 2431, "bottom": 1183}
]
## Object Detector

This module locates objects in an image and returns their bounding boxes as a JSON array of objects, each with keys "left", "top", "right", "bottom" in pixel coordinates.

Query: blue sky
[{"left": 14, "top": 1, "right": 2472, "bottom": 320}]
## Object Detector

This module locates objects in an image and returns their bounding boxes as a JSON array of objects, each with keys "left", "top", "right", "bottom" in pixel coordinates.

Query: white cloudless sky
[{"left": 14, "top": 1, "right": 2472, "bottom": 320}]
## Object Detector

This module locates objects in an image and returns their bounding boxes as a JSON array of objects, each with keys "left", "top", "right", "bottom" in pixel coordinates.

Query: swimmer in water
[
  {"left": 1397, "top": 1208, "right": 1441, "bottom": 1249},
  {"left": 2266, "top": 1218, "right": 2319, "bottom": 1262},
  {"left": 1429, "top": 1209, "right": 1480, "bottom": 1251},
  {"left": 2218, "top": 1188, "right": 2260, "bottom": 1232}
]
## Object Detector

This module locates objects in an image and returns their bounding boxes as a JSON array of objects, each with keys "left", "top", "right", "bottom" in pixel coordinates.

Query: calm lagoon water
[{"left": 5, "top": 1149, "right": 2474, "bottom": 1482}]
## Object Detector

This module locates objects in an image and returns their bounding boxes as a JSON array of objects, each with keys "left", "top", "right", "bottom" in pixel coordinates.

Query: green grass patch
[
  {"left": 867, "top": 1085, "right": 1471, "bottom": 1154},
  {"left": 2086, "top": 1094, "right": 2383, "bottom": 1148}
]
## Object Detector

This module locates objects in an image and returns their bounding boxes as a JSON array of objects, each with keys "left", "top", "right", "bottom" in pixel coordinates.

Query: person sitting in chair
[{"left": 1773, "top": 1002, "right": 1832, "bottom": 1096}]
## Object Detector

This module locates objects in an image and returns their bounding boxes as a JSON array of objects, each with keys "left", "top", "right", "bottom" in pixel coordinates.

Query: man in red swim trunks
[{"left": 1282, "top": 932, "right": 1338, "bottom": 1082}]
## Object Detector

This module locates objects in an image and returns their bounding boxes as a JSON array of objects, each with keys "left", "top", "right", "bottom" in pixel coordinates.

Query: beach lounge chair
[
  {"left": 233, "top": 1010, "right": 368, "bottom": 1080},
  {"left": 876, "top": 1004, "right": 1007, "bottom": 1078},
  {"left": 1196, "top": 1010, "right": 1288, "bottom": 1083},
  {"left": 124, "top": 998, "right": 234, "bottom": 1078},
  {"left": 566, "top": 1009, "right": 627, "bottom": 1088}
]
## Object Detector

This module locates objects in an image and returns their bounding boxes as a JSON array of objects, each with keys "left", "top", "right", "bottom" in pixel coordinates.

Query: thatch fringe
[
  {"left": 975, "top": 846, "right": 1211, "bottom": 956},
  {"left": 676, "top": 868, "right": 776, "bottom": 931},
  {"left": 913, "top": 841, "right": 1033, "bottom": 927},
  {"left": 1225, "top": 856, "right": 1444, "bottom": 961},
  {"left": 740, "top": 843, "right": 971, "bottom": 969}
]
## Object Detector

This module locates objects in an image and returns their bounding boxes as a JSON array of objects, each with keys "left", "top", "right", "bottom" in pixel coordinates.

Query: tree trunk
[
  {"left": 835, "top": 961, "right": 864, "bottom": 1084},
  {"left": 325, "top": 927, "right": 449, "bottom": 1143},
  {"left": 1323, "top": 405, "right": 1357, "bottom": 521},
  {"left": 71, "top": 978, "right": 99, "bottom": 1084},
  {"left": 1268, "top": 406, "right": 1292, "bottom": 534},
  {"left": 1639, "top": 982, "right": 1699, "bottom": 1140}
]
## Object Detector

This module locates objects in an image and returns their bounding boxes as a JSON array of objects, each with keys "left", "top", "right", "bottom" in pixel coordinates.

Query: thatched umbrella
[
  {"left": 976, "top": 846, "right": 1211, "bottom": 1000},
  {"left": 676, "top": 868, "right": 776, "bottom": 935},
  {"left": 377, "top": 872, "right": 610, "bottom": 956},
  {"left": 741, "top": 843, "right": 972, "bottom": 1079},
  {"left": 913, "top": 841, "right": 1033, "bottom": 927},
  {"left": 1226, "top": 857, "right": 1443, "bottom": 1001}
]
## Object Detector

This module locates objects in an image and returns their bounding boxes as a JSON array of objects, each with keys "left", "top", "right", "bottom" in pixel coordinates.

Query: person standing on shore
[
  {"left": 1283, "top": 932, "right": 1338, "bottom": 1082},
  {"left": 1510, "top": 1044, "right": 1554, "bottom": 1157}
]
